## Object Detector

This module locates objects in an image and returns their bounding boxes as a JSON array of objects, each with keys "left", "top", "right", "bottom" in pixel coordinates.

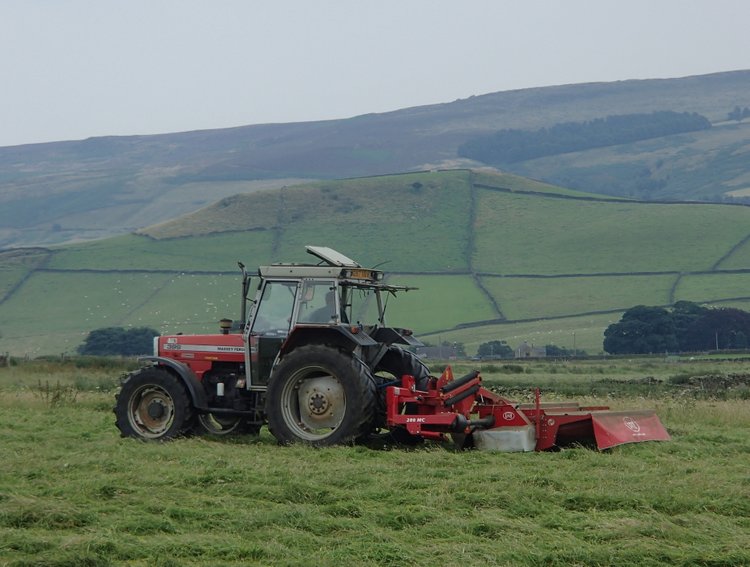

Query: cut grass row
[{"left": 0, "top": 358, "right": 748, "bottom": 566}]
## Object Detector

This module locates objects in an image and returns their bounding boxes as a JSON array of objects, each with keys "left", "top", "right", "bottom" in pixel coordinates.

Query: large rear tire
[
  {"left": 266, "top": 345, "right": 376, "bottom": 446},
  {"left": 114, "top": 367, "right": 195, "bottom": 440},
  {"left": 373, "top": 346, "right": 431, "bottom": 390}
]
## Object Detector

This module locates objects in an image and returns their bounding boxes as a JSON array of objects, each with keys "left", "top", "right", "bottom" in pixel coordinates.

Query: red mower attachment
[{"left": 385, "top": 367, "right": 670, "bottom": 451}]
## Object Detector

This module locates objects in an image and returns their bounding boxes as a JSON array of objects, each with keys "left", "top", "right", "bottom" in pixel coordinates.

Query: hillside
[
  {"left": 504, "top": 120, "right": 750, "bottom": 201},
  {"left": 2, "top": 170, "right": 750, "bottom": 357},
  {"left": 1, "top": 70, "right": 749, "bottom": 248}
]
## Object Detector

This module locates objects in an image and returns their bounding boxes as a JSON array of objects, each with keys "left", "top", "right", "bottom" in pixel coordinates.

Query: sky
[{"left": 1, "top": 0, "right": 749, "bottom": 148}]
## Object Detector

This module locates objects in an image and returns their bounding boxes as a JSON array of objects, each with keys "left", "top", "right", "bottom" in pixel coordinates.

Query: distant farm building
[
  {"left": 415, "top": 345, "right": 459, "bottom": 359},
  {"left": 515, "top": 342, "right": 546, "bottom": 359}
]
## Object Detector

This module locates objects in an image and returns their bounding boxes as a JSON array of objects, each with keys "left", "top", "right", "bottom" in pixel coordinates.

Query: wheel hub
[
  {"left": 308, "top": 392, "right": 330, "bottom": 415},
  {"left": 296, "top": 374, "right": 345, "bottom": 432},
  {"left": 130, "top": 386, "right": 175, "bottom": 436},
  {"left": 148, "top": 401, "right": 165, "bottom": 419}
]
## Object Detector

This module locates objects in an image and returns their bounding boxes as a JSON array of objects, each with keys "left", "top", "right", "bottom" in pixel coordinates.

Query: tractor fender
[
  {"left": 137, "top": 356, "right": 209, "bottom": 410},
  {"left": 281, "top": 325, "right": 378, "bottom": 356}
]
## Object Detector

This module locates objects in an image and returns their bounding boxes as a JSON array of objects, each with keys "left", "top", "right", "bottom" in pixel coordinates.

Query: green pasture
[
  {"left": 675, "top": 272, "right": 750, "bottom": 303},
  {"left": 717, "top": 235, "right": 750, "bottom": 269},
  {"left": 0, "top": 248, "right": 50, "bottom": 300},
  {"left": 0, "top": 272, "right": 173, "bottom": 332},
  {"left": 0, "top": 271, "right": 175, "bottom": 356},
  {"left": 2, "top": 169, "right": 750, "bottom": 356},
  {"left": 57, "top": 171, "right": 475, "bottom": 273},
  {"left": 45, "top": 232, "right": 277, "bottom": 272},
  {"left": 0, "top": 261, "right": 32, "bottom": 300},
  {"left": 479, "top": 273, "right": 677, "bottom": 320},
  {"left": 0, "top": 271, "right": 246, "bottom": 357},
  {"left": 141, "top": 171, "right": 474, "bottom": 273},
  {"left": 383, "top": 275, "right": 496, "bottom": 333},
  {"left": 472, "top": 190, "right": 750, "bottom": 275},
  {"left": 119, "top": 272, "right": 242, "bottom": 335},
  {"left": 239, "top": 171, "right": 473, "bottom": 273},
  {"left": 426, "top": 313, "right": 621, "bottom": 356},
  {"left": 0, "top": 359, "right": 748, "bottom": 566},
  {"left": 471, "top": 169, "right": 619, "bottom": 199}
]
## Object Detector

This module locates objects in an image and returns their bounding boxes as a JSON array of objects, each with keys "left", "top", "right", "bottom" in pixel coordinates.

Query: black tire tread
[
  {"left": 266, "top": 345, "right": 377, "bottom": 446},
  {"left": 113, "top": 366, "right": 195, "bottom": 440}
]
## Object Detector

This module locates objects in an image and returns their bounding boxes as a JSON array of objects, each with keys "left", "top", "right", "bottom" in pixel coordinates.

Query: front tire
[
  {"left": 266, "top": 345, "right": 376, "bottom": 446},
  {"left": 114, "top": 367, "right": 195, "bottom": 440}
]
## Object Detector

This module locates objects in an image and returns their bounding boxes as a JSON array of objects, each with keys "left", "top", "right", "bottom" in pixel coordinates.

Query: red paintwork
[
  {"left": 385, "top": 367, "right": 670, "bottom": 450},
  {"left": 156, "top": 333, "right": 244, "bottom": 380},
  {"left": 590, "top": 410, "right": 672, "bottom": 449}
]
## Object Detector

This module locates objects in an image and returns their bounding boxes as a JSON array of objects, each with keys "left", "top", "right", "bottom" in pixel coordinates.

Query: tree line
[
  {"left": 458, "top": 111, "right": 712, "bottom": 165},
  {"left": 78, "top": 326, "right": 159, "bottom": 356},
  {"left": 604, "top": 301, "right": 750, "bottom": 355}
]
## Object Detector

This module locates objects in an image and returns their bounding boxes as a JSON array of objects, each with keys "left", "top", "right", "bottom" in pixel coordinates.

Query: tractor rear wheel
[
  {"left": 373, "top": 346, "right": 431, "bottom": 390},
  {"left": 114, "top": 367, "right": 195, "bottom": 440},
  {"left": 266, "top": 345, "right": 376, "bottom": 446}
]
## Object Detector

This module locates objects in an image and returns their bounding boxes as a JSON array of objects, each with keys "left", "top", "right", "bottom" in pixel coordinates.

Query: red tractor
[{"left": 114, "top": 246, "right": 670, "bottom": 450}]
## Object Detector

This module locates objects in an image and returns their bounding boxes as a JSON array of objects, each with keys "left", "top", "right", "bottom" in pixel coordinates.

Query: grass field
[
  {"left": 44, "top": 232, "right": 278, "bottom": 272},
  {"left": 0, "top": 357, "right": 748, "bottom": 566},
  {"left": 2, "top": 169, "right": 750, "bottom": 357},
  {"left": 384, "top": 275, "right": 497, "bottom": 331},
  {"left": 425, "top": 313, "right": 623, "bottom": 357},
  {"left": 479, "top": 274, "right": 676, "bottom": 320},
  {"left": 472, "top": 190, "right": 750, "bottom": 275},
  {"left": 675, "top": 273, "right": 750, "bottom": 303}
]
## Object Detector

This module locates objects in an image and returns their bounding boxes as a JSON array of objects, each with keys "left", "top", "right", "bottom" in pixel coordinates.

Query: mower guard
[
  {"left": 385, "top": 367, "right": 670, "bottom": 451},
  {"left": 589, "top": 410, "right": 672, "bottom": 449}
]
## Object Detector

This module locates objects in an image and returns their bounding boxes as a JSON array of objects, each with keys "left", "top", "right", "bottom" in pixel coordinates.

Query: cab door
[{"left": 244, "top": 280, "right": 298, "bottom": 388}]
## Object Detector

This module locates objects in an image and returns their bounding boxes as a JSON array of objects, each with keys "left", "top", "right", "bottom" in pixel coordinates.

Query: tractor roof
[
  {"left": 256, "top": 246, "right": 416, "bottom": 293},
  {"left": 305, "top": 246, "right": 360, "bottom": 267},
  {"left": 257, "top": 245, "right": 378, "bottom": 283}
]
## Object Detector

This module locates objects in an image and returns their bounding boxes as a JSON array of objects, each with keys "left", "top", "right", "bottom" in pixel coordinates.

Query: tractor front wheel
[
  {"left": 266, "top": 345, "right": 376, "bottom": 446},
  {"left": 114, "top": 367, "right": 195, "bottom": 440}
]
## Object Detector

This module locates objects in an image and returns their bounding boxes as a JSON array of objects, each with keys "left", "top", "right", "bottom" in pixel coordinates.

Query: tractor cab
[{"left": 242, "top": 246, "right": 420, "bottom": 390}]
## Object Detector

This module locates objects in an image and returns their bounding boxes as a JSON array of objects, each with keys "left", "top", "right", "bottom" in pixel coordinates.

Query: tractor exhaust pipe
[{"left": 238, "top": 261, "right": 251, "bottom": 328}]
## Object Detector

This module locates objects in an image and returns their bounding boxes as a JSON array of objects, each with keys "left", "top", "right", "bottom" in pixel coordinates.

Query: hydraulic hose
[
  {"left": 443, "top": 384, "right": 480, "bottom": 407},
  {"left": 441, "top": 370, "right": 480, "bottom": 394}
]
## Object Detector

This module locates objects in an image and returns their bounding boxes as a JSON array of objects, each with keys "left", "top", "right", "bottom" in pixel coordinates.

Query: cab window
[
  {"left": 250, "top": 281, "right": 297, "bottom": 335},
  {"left": 297, "top": 281, "right": 337, "bottom": 323}
]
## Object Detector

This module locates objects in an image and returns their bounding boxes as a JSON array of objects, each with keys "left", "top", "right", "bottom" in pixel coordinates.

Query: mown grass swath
[{"left": 0, "top": 357, "right": 748, "bottom": 566}]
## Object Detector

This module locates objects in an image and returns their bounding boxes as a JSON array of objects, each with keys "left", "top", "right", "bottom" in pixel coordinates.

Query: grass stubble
[{"left": 0, "top": 358, "right": 748, "bottom": 566}]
